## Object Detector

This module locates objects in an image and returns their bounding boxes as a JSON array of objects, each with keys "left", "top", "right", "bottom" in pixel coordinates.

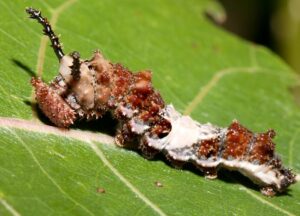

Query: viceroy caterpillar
[{"left": 26, "top": 7, "right": 296, "bottom": 196}]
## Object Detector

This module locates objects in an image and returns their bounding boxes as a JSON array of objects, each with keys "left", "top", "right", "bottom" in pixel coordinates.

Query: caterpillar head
[{"left": 26, "top": 7, "right": 109, "bottom": 125}]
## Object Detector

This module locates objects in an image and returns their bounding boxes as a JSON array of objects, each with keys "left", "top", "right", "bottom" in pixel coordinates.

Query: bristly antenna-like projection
[
  {"left": 26, "top": 7, "right": 64, "bottom": 60},
  {"left": 26, "top": 7, "right": 296, "bottom": 196}
]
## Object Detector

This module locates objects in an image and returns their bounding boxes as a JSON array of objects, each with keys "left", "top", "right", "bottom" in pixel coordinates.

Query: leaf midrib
[{"left": 1, "top": 0, "right": 298, "bottom": 215}]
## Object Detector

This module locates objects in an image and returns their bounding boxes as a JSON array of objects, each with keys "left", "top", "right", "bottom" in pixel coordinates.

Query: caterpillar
[{"left": 26, "top": 7, "right": 296, "bottom": 196}]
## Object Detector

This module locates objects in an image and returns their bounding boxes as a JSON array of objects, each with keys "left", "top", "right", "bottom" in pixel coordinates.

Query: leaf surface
[{"left": 0, "top": 0, "right": 299, "bottom": 215}]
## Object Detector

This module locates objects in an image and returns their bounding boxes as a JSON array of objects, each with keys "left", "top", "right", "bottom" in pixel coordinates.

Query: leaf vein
[
  {"left": 6, "top": 128, "right": 96, "bottom": 216},
  {"left": 89, "top": 141, "right": 167, "bottom": 216},
  {"left": 0, "top": 84, "right": 21, "bottom": 116},
  {"left": 184, "top": 66, "right": 258, "bottom": 115},
  {"left": 0, "top": 28, "right": 26, "bottom": 48},
  {"left": 239, "top": 187, "right": 296, "bottom": 216},
  {"left": 0, "top": 197, "right": 21, "bottom": 216},
  {"left": 0, "top": 117, "right": 114, "bottom": 145}
]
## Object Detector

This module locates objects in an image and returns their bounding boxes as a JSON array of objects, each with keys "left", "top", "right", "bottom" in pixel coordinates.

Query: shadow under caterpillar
[{"left": 26, "top": 7, "right": 296, "bottom": 196}]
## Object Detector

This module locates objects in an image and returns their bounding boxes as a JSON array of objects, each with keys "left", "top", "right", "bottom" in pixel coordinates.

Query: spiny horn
[{"left": 26, "top": 7, "right": 64, "bottom": 60}]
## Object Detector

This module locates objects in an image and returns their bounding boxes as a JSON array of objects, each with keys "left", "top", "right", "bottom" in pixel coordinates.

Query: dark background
[{"left": 210, "top": 0, "right": 300, "bottom": 73}]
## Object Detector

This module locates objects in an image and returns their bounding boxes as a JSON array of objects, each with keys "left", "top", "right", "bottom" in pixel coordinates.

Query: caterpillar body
[{"left": 26, "top": 7, "right": 296, "bottom": 196}]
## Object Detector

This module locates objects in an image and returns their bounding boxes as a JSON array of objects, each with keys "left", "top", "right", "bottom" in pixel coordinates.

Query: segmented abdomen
[
  {"left": 144, "top": 105, "right": 295, "bottom": 195},
  {"left": 198, "top": 121, "right": 275, "bottom": 163},
  {"left": 32, "top": 51, "right": 296, "bottom": 196}
]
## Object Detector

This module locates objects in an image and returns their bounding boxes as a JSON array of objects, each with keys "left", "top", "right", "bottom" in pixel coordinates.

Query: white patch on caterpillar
[
  {"left": 130, "top": 118, "right": 150, "bottom": 134},
  {"left": 120, "top": 105, "right": 135, "bottom": 118},
  {"left": 146, "top": 104, "right": 223, "bottom": 161},
  {"left": 146, "top": 104, "right": 285, "bottom": 190},
  {"left": 195, "top": 158, "right": 283, "bottom": 189},
  {"left": 59, "top": 54, "right": 96, "bottom": 110},
  {"left": 72, "top": 63, "right": 95, "bottom": 109},
  {"left": 222, "top": 160, "right": 283, "bottom": 189},
  {"left": 59, "top": 55, "right": 73, "bottom": 82}
]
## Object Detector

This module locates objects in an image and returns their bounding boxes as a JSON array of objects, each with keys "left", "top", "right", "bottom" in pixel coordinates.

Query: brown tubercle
[
  {"left": 31, "top": 77, "right": 77, "bottom": 128},
  {"left": 198, "top": 137, "right": 220, "bottom": 159},
  {"left": 249, "top": 131, "right": 275, "bottom": 164},
  {"left": 222, "top": 121, "right": 253, "bottom": 160}
]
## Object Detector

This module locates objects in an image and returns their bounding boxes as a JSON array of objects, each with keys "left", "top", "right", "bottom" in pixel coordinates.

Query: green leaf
[{"left": 0, "top": 0, "right": 299, "bottom": 215}]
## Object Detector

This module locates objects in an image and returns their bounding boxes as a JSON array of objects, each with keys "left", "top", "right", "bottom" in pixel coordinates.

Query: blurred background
[{"left": 208, "top": 0, "right": 300, "bottom": 73}]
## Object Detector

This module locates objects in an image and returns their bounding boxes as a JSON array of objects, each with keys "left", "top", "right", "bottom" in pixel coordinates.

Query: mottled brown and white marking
[{"left": 26, "top": 7, "right": 296, "bottom": 196}]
